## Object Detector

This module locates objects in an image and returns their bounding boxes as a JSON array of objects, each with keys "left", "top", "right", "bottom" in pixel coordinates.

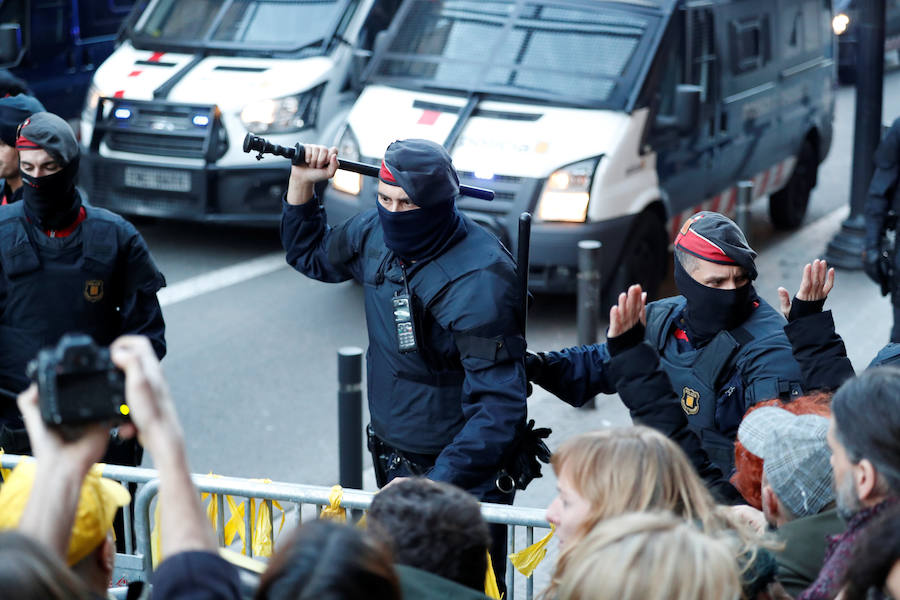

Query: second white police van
[
  {"left": 325, "top": 0, "right": 835, "bottom": 299},
  {"left": 80, "top": 0, "right": 400, "bottom": 223}
]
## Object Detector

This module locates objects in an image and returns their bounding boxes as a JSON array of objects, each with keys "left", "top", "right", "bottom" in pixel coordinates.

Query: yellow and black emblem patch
[
  {"left": 681, "top": 386, "right": 700, "bottom": 415},
  {"left": 84, "top": 280, "right": 104, "bottom": 302}
]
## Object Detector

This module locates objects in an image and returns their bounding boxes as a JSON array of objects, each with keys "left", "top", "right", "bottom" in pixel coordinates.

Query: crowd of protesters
[{"left": 0, "top": 87, "right": 898, "bottom": 599}]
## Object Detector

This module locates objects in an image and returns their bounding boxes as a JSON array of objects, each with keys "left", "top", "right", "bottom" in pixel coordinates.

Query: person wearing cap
[
  {"left": 0, "top": 111, "right": 166, "bottom": 458},
  {"left": 0, "top": 69, "right": 31, "bottom": 99},
  {"left": 735, "top": 406, "right": 844, "bottom": 597},
  {"left": 280, "top": 141, "right": 528, "bottom": 585},
  {"left": 528, "top": 211, "right": 803, "bottom": 474},
  {"left": 0, "top": 461, "right": 130, "bottom": 597},
  {"left": 0, "top": 94, "right": 44, "bottom": 205},
  {"left": 6, "top": 335, "right": 243, "bottom": 599}
]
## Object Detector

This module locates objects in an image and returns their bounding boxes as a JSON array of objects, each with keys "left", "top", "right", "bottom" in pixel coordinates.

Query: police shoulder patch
[
  {"left": 84, "top": 279, "right": 104, "bottom": 302},
  {"left": 681, "top": 386, "right": 700, "bottom": 416}
]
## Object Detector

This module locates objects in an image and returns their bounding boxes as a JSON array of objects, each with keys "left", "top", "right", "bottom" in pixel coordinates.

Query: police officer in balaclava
[
  {"left": 281, "top": 138, "right": 531, "bottom": 592},
  {"left": 0, "top": 112, "right": 166, "bottom": 460},
  {"left": 528, "top": 211, "right": 804, "bottom": 474}
]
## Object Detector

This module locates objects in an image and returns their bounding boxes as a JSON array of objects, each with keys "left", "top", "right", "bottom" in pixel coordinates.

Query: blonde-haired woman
[
  {"left": 546, "top": 426, "right": 725, "bottom": 547},
  {"left": 557, "top": 512, "right": 741, "bottom": 600},
  {"left": 544, "top": 426, "right": 780, "bottom": 599}
]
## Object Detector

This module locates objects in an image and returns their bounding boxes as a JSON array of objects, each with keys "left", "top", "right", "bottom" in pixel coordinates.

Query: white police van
[
  {"left": 80, "top": 0, "right": 400, "bottom": 223},
  {"left": 325, "top": 0, "right": 835, "bottom": 299}
]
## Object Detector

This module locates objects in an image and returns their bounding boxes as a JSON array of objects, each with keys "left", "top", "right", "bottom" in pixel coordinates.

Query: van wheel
[
  {"left": 604, "top": 212, "right": 668, "bottom": 310},
  {"left": 769, "top": 141, "right": 816, "bottom": 231}
]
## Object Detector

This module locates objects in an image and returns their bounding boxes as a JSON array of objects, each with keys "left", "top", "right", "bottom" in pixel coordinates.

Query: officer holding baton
[{"left": 280, "top": 140, "right": 534, "bottom": 587}]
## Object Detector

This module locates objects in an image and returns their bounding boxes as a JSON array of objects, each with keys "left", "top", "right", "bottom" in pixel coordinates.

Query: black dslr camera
[{"left": 27, "top": 334, "right": 127, "bottom": 426}]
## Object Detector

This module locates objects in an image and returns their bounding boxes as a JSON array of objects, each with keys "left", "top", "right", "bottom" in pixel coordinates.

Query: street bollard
[
  {"left": 576, "top": 240, "right": 602, "bottom": 410},
  {"left": 338, "top": 347, "right": 363, "bottom": 490},
  {"left": 736, "top": 180, "right": 753, "bottom": 247}
]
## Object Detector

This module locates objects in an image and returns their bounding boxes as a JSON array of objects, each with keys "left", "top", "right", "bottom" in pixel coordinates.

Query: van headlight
[
  {"left": 332, "top": 126, "right": 362, "bottom": 196},
  {"left": 240, "top": 85, "right": 324, "bottom": 134},
  {"left": 537, "top": 157, "right": 599, "bottom": 222},
  {"left": 832, "top": 13, "right": 850, "bottom": 35},
  {"left": 82, "top": 83, "right": 103, "bottom": 120}
]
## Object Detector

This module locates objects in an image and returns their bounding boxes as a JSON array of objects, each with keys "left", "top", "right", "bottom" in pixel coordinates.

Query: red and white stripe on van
[{"left": 667, "top": 155, "right": 797, "bottom": 242}]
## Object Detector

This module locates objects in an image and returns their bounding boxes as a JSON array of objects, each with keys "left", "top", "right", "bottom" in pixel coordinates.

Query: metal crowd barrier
[{"left": 1, "top": 455, "right": 552, "bottom": 600}]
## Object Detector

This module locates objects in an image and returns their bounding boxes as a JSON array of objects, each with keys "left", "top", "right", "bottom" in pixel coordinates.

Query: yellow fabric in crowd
[
  {"left": 485, "top": 550, "right": 502, "bottom": 599},
  {"left": 509, "top": 525, "right": 555, "bottom": 577},
  {"left": 319, "top": 484, "right": 348, "bottom": 522}
]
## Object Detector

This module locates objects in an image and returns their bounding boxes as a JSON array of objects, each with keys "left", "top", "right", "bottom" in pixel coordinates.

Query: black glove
[
  {"left": 500, "top": 419, "right": 552, "bottom": 493},
  {"left": 607, "top": 322, "right": 645, "bottom": 357},
  {"left": 525, "top": 351, "right": 546, "bottom": 381},
  {"left": 787, "top": 297, "right": 826, "bottom": 321}
]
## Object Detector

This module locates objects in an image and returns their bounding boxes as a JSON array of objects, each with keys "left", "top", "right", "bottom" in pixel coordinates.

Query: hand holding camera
[
  {"left": 27, "top": 333, "right": 128, "bottom": 430},
  {"left": 19, "top": 333, "right": 180, "bottom": 462}
]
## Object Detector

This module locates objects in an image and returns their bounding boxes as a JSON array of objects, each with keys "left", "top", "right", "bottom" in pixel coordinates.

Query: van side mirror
[
  {"left": 0, "top": 23, "right": 23, "bottom": 67},
  {"left": 348, "top": 49, "right": 373, "bottom": 91},
  {"left": 373, "top": 31, "right": 390, "bottom": 59},
  {"left": 655, "top": 84, "right": 702, "bottom": 134},
  {"left": 358, "top": 31, "right": 390, "bottom": 84}
]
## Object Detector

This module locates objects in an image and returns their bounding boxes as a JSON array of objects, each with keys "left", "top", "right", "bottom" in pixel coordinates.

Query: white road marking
[{"left": 158, "top": 251, "right": 288, "bottom": 307}]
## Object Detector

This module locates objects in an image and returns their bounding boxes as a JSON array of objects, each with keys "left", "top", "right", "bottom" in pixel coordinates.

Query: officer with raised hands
[{"left": 529, "top": 212, "right": 803, "bottom": 474}]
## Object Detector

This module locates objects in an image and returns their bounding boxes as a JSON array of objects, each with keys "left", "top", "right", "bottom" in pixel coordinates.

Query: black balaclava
[
  {"left": 16, "top": 112, "right": 81, "bottom": 230},
  {"left": 377, "top": 139, "right": 465, "bottom": 262},
  {"left": 673, "top": 211, "right": 759, "bottom": 347}
]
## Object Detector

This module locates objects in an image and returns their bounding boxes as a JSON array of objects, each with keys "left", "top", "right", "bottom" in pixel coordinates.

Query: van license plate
[{"left": 124, "top": 167, "right": 191, "bottom": 192}]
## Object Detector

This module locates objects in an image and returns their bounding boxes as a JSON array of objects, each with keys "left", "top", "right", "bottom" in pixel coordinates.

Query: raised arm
[{"left": 778, "top": 259, "right": 854, "bottom": 391}]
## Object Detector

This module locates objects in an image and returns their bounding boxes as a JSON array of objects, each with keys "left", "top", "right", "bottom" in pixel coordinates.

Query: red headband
[
  {"left": 675, "top": 221, "right": 736, "bottom": 265},
  {"left": 15, "top": 134, "right": 40, "bottom": 151},
  {"left": 379, "top": 160, "right": 398, "bottom": 185}
]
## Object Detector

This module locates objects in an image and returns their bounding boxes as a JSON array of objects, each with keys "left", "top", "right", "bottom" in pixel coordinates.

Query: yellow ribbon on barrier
[
  {"left": 197, "top": 475, "right": 285, "bottom": 557},
  {"left": 151, "top": 473, "right": 293, "bottom": 561},
  {"left": 0, "top": 449, "right": 10, "bottom": 483},
  {"left": 509, "top": 526, "right": 555, "bottom": 577},
  {"left": 248, "top": 478, "right": 286, "bottom": 557},
  {"left": 485, "top": 550, "right": 502, "bottom": 599},
  {"left": 319, "top": 485, "right": 347, "bottom": 522},
  {"left": 200, "top": 473, "right": 225, "bottom": 534},
  {"left": 223, "top": 496, "right": 246, "bottom": 551},
  {"left": 150, "top": 502, "right": 162, "bottom": 567},
  {"left": 203, "top": 493, "right": 219, "bottom": 531},
  {"left": 250, "top": 498, "right": 274, "bottom": 557}
]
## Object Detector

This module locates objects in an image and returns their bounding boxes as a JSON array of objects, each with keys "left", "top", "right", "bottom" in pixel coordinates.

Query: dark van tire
[
  {"left": 604, "top": 211, "right": 669, "bottom": 310},
  {"left": 769, "top": 140, "right": 816, "bottom": 231}
]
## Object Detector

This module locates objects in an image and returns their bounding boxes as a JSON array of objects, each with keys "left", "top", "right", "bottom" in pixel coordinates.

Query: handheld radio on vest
[{"left": 392, "top": 293, "right": 417, "bottom": 353}]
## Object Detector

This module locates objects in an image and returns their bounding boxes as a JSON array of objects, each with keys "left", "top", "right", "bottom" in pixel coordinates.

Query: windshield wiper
[
  {"left": 417, "top": 83, "right": 470, "bottom": 96},
  {"left": 293, "top": 37, "right": 327, "bottom": 54}
]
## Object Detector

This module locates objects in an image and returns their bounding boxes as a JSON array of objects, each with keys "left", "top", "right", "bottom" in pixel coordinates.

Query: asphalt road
[{"left": 133, "top": 66, "right": 900, "bottom": 494}]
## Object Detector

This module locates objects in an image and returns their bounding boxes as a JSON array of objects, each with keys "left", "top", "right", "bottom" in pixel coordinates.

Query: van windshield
[
  {"left": 371, "top": 0, "right": 657, "bottom": 108},
  {"left": 133, "top": 0, "right": 349, "bottom": 54}
]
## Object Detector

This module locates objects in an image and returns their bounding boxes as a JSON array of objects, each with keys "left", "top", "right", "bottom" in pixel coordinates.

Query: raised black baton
[
  {"left": 243, "top": 133, "right": 495, "bottom": 201},
  {"left": 517, "top": 212, "right": 532, "bottom": 335}
]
